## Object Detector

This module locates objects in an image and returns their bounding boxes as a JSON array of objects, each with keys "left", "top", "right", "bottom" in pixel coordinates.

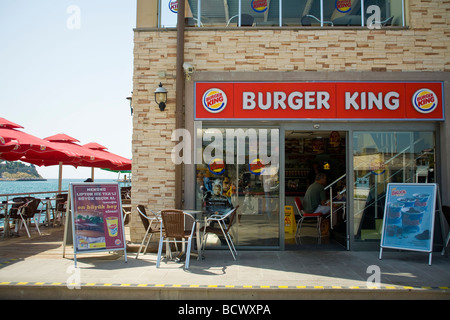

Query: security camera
[{"left": 183, "top": 62, "right": 195, "bottom": 74}]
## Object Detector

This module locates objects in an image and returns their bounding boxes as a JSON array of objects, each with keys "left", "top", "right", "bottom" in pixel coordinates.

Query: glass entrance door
[
  {"left": 285, "top": 130, "right": 347, "bottom": 249},
  {"left": 195, "top": 127, "right": 280, "bottom": 248}
]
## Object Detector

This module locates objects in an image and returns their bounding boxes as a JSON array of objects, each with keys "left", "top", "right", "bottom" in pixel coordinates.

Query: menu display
[
  {"left": 70, "top": 183, "right": 126, "bottom": 252},
  {"left": 380, "top": 183, "right": 438, "bottom": 261}
]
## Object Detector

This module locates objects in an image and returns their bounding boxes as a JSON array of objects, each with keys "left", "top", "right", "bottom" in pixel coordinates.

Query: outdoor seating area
[
  {"left": 134, "top": 204, "right": 241, "bottom": 269},
  {"left": 1, "top": 192, "right": 68, "bottom": 239}
]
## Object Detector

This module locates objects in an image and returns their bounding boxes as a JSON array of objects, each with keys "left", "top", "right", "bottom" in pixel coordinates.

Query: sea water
[
  {"left": 0, "top": 179, "right": 116, "bottom": 227},
  {"left": 0, "top": 179, "right": 116, "bottom": 200}
]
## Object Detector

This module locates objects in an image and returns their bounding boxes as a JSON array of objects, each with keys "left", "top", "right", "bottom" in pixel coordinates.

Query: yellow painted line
[{"left": 1, "top": 281, "right": 449, "bottom": 291}]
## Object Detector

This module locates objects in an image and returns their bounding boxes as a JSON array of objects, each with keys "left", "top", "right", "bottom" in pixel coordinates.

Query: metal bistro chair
[
  {"left": 199, "top": 206, "right": 239, "bottom": 260},
  {"left": 9, "top": 197, "right": 42, "bottom": 238},
  {"left": 226, "top": 14, "right": 255, "bottom": 27},
  {"left": 294, "top": 197, "right": 322, "bottom": 240},
  {"left": 157, "top": 210, "right": 196, "bottom": 270},
  {"left": 136, "top": 205, "right": 163, "bottom": 259},
  {"left": 54, "top": 193, "right": 68, "bottom": 226},
  {"left": 301, "top": 14, "right": 333, "bottom": 26}
]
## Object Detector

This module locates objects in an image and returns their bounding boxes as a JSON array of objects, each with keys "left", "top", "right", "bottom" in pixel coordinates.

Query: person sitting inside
[{"left": 302, "top": 172, "right": 330, "bottom": 216}]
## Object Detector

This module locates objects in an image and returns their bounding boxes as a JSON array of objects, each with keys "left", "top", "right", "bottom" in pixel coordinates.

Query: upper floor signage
[{"left": 195, "top": 82, "right": 444, "bottom": 121}]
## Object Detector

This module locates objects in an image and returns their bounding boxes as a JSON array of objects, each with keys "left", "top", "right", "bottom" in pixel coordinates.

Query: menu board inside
[{"left": 70, "top": 183, "right": 126, "bottom": 253}]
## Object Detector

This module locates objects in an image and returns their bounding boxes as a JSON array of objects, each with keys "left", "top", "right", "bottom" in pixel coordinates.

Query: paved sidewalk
[{"left": 0, "top": 227, "right": 449, "bottom": 299}]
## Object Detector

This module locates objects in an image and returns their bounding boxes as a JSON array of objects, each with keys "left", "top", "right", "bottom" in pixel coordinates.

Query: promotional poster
[
  {"left": 380, "top": 183, "right": 437, "bottom": 253},
  {"left": 70, "top": 183, "right": 125, "bottom": 252}
]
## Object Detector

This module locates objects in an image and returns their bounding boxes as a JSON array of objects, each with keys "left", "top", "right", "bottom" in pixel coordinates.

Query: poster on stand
[
  {"left": 70, "top": 183, "right": 126, "bottom": 253},
  {"left": 380, "top": 183, "right": 438, "bottom": 255}
]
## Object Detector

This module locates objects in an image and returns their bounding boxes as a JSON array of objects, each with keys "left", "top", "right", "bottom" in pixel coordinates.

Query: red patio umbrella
[
  {"left": 0, "top": 118, "right": 78, "bottom": 162},
  {"left": 83, "top": 142, "right": 132, "bottom": 171},
  {"left": 41, "top": 134, "right": 128, "bottom": 170}
]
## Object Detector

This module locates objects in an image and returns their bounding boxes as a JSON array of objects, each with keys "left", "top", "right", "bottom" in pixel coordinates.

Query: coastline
[{"left": 0, "top": 178, "right": 47, "bottom": 181}]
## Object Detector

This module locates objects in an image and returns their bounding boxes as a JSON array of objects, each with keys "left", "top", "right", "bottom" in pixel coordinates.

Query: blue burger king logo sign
[
  {"left": 202, "top": 88, "right": 227, "bottom": 113},
  {"left": 412, "top": 88, "right": 438, "bottom": 114}
]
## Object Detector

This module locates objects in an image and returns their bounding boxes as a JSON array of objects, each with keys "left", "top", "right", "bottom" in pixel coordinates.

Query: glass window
[
  {"left": 323, "top": 0, "right": 363, "bottom": 26},
  {"left": 196, "top": 127, "right": 280, "bottom": 247},
  {"left": 353, "top": 132, "right": 435, "bottom": 242},
  {"left": 170, "top": 0, "right": 405, "bottom": 27},
  {"left": 363, "top": 0, "right": 403, "bottom": 27},
  {"left": 187, "top": 0, "right": 238, "bottom": 27}
]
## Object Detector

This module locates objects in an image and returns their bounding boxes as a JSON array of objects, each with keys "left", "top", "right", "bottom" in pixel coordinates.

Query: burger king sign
[
  {"left": 202, "top": 88, "right": 228, "bottom": 113},
  {"left": 335, "top": 0, "right": 352, "bottom": 13},
  {"left": 412, "top": 89, "right": 438, "bottom": 114}
]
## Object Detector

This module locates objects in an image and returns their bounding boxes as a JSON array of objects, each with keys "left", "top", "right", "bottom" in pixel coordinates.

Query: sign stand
[
  {"left": 63, "top": 182, "right": 127, "bottom": 268},
  {"left": 379, "top": 183, "right": 443, "bottom": 266}
]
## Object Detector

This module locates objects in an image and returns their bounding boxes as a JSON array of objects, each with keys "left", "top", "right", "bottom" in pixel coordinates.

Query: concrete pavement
[{"left": 0, "top": 226, "right": 449, "bottom": 300}]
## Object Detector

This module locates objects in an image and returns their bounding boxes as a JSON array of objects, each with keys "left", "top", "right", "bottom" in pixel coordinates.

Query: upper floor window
[{"left": 160, "top": 0, "right": 405, "bottom": 28}]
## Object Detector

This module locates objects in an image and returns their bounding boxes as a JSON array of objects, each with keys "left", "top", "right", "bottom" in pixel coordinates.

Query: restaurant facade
[{"left": 130, "top": 0, "right": 450, "bottom": 251}]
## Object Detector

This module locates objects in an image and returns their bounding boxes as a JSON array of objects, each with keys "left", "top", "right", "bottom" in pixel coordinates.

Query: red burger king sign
[{"left": 195, "top": 82, "right": 444, "bottom": 121}]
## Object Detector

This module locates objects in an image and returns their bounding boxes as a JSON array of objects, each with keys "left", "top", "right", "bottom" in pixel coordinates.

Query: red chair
[{"left": 294, "top": 197, "right": 323, "bottom": 239}]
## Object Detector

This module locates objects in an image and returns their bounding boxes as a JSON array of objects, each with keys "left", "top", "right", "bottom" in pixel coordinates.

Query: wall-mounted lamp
[
  {"left": 126, "top": 92, "right": 133, "bottom": 115},
  {"left": 154, "top": 82, "right": 168, "bottom": 111}
]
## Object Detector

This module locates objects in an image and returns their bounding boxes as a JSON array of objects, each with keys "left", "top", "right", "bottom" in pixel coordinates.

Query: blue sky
[{"left": 0, "top": 1, "right": 136, "bottom": 178}]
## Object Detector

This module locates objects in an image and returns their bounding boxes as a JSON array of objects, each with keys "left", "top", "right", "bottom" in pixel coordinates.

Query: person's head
[
  {"left": 213, "top": 183, "right": 222, "bottom": 195},
  {"left": 222, "top": 177, "right": 230, "bottom": 191},
  {"left": 315, "top": 172, "right": 327, "bottom": 185}
]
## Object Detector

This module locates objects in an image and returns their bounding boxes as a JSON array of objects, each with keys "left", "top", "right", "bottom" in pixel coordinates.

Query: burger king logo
[
  {"left": 249, "top": 158, "right": 265, "bottom": 175},
  {"left": 412, "top": 88, "right": 438, "bottom": 114},
  {"left": 208, "top": 158, "right": 225, "bottom": 175},
  {"left": 168, "top": 0, "right": 178, "bottom": 13},
  {"left": 251, "top": 0, "right": 268, "bottom": 13},
  {"left": 335, "top": 0, "right": 352, "bottom": 13},
  {"left": 202, "top": 88, "right": 227, "bottom": 113}
]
